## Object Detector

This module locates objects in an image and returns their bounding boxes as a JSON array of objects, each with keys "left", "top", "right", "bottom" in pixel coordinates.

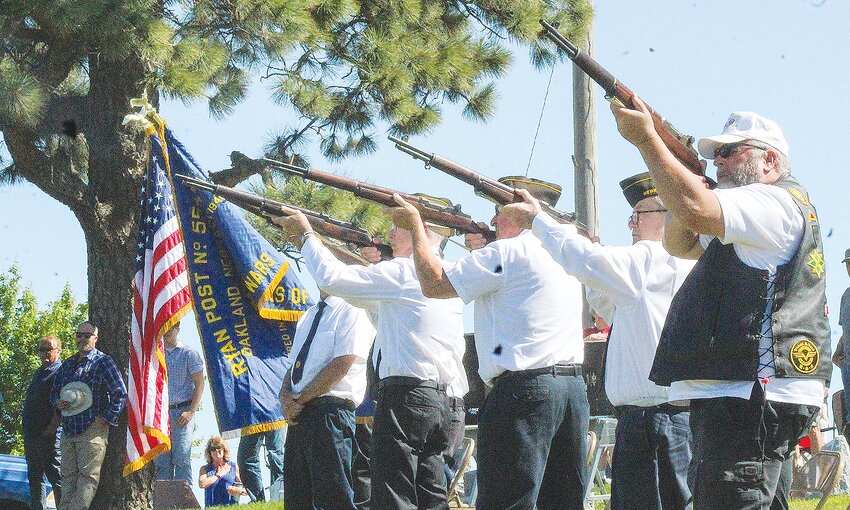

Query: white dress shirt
[
  {"left": 300, "top": 237, "right": 469, "bottom": 397},
  {"left": 670, "top": 183, "right": 825, "bottom": 407},
  {"left": 289, "top": 296, "right": 376, "bottom": 405},
  {"left": 443, "top": 230, "right": 584, "bottom": 385},
  {"left": 532, "top": 213, "right": 695, "bottom": 407}
]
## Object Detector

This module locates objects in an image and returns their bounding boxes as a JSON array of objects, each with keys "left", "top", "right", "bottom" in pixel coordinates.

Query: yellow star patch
[{"left": 807, "top": 250, "right": 825, "bottom": 278}]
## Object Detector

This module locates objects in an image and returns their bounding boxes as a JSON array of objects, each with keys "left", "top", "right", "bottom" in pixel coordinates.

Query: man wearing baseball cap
[
  {"left": 611, "top": 101, "right": 830, "bottom": 509},
  {"left": 51, "top": 321, "right": 127, "bottom": 510}
]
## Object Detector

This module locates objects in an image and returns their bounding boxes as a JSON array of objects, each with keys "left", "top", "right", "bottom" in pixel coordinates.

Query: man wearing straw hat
[{"left": 51, "top": 321, "right": 127, "bottom": 510}]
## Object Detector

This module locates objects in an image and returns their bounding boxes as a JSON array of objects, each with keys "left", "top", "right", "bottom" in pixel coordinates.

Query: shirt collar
[
  {"left": 77, "top": 348, "right": 100, "bottom": 362},
  {"left": 165, "top": 341, "right": 184, "bottom": 353}
]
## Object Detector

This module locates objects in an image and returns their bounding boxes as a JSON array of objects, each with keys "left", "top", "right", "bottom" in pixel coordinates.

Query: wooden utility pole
[{"left": 572, "top": 13, "right": 598, "bottom": 329}]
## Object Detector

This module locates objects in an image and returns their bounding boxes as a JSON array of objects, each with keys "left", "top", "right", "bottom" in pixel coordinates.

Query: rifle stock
[
  {"left": 389, "top": 136, "right": 589, "bottom": 237},
  {"left": 175, "top": 174, "right": 393, "bottom": 261},
  {"left": 539, "top": 19, "right": 709, "bottom": 181},
  {"left": 259, "top": 158, "right": 496, "bottom": 243}
]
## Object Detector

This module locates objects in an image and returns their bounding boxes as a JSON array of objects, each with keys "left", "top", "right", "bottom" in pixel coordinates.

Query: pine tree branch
[
  {"left": 2, "top": 126, "right": 89, "bottom": 210},
  {"left": 209, "top": 151, "right": 270, "bottom": 187}
]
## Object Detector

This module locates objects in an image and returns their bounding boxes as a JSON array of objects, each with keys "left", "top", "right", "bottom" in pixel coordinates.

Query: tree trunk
[{"left": 4, "top": 53, "right": 157, "bottom": 509}]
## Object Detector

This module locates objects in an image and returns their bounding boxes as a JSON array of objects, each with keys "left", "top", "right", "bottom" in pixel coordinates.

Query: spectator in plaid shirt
[{"left": 51, "top": 321, "right": 127, "bottom": 510}]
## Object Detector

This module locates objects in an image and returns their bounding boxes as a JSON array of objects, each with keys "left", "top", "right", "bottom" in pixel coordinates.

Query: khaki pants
[{"left": 59, "top": 420, "right": 109, "bottom": 510}]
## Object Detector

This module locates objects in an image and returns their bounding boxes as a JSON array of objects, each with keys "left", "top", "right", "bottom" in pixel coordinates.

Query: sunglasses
[
  {"left": 714, "top": 142, "right": 769, "bottom": 159},
  {"left": 38, "top": 346, "right": 57, "bottom": 353},
  {"left": 75, "top": 332, "right": 94, "bottom": 339}
]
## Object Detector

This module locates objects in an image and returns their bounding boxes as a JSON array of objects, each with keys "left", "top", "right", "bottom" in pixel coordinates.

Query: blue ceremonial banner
[{"left": 146, "top": 117, "right": 313, "bottom": 437}]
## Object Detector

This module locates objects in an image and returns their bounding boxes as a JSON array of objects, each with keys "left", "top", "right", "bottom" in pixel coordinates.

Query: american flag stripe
[{"left": 124, "top": 129, "right": 191, "bottom": 476}]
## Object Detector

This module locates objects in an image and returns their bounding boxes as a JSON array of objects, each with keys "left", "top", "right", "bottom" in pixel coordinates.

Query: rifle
[
  {"left": 539, "top": 19, "right": 708, "bottom": 180},
  {"left": 259, "top": 157, "right": 497, "bottom": 243},
  {"left": 176, "top": 174, "right": 394, "bottom": 261},
  {"left": 388, "top": 136, "right": 590, "bottom": 237}
]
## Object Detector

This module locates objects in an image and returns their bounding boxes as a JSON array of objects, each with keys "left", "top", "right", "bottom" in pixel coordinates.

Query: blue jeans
[
  {"left": 610, "top": 406, "right": 692, "bottom": 510},
  {"left": 284, "top": 398, "right": 357, "bottom": 510},
  {"left": 154, "top": 406, "right": 194, "bottom": 483},
  {"left": 477, "top": 370, "right": 589, "bottom": 510},
  {"left": 841, "top": 364, "right": 850, "bottom": 427},
  {"left": 24, "top": 433, "right": 62, "bottom": 510},
  {"left": 237, "top": 427, "right": 286, "bottom": 502}
]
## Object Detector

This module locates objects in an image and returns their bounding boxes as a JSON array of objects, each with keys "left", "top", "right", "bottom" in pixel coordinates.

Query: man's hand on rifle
[
  {"left": 500, "top": 189, "right": 542, "bottom": 231},
  {"left": 610, "top": 94, "right": 657, "bottom": 149},
  {"left": 272, "top": 206, "right": 313, "bottom": 249},
  {"left": 464, "top": 233, "right": 488, "bottom": 250},
  {"left": 386, "top": 193, "right": 423, "bottom": 230},
  {"left": 360, "top": 241, "right": 386, "bottom": 264}
]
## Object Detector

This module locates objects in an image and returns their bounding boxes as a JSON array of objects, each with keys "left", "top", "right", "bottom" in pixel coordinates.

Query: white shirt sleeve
[
  {"left": 442, "top": 243, "right": 505, "bottom": 304},
  {"left": 711, "top": 184, "right": 804, "bottom": 270},
  {"left": 300, "top": 236, "right": 405, "bottom": 307},
  {"left": 531, "top": 213, "right": 649, "bottom": 303},
  {"left": 332, "top": 306, "right": 375, "bottom": 361}
]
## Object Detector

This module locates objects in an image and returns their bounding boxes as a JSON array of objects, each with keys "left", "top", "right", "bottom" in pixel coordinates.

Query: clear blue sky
[{"left": 1, "top": 0, "right": 848, "bottom": 500}]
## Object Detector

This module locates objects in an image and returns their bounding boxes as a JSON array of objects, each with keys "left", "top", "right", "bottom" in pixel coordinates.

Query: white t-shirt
[
  {"left": 669, "top": 183, "right": 825, "bottom": 407},
  {"left": 443, "top": 230, "right": 584, "bottom": 385},
  {"left": 289, "top": 296, "right": 375, "bottom": 405},
  {"left": 532, "top": 213, "right": 695, "bottom": 407},
  {"left": 300, "top": 237, "right": 469, "bottom": 397}
]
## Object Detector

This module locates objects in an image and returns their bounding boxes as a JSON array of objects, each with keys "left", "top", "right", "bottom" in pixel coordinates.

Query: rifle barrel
[
  {"left": 175, "top": 174, "right": 217, "bottom": 192},
  {"left": 388, "top": 135, "right": 432, "bottom": 163},
  {"left": 539, "top": 20, "right": 579, "bottom": 58},
  {"left": 260, "top": 158, "right": 309, "bottom": 177}
]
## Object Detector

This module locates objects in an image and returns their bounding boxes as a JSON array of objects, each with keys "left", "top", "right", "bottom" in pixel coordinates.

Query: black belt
[
  {"left": 496, "top": 363, "right": 582, "bottom": 382},
  {"left": 169, "top": 399, "right": 193, "bottom": 410},
  {"left": 376, "top": 376, "right": 447, "bottom": 393},
  {"left": 614, "top": 402, "right": 689, "bottom": 418},
  {"left": 308, "top": 395, "right": 357, "bottom": 411}
]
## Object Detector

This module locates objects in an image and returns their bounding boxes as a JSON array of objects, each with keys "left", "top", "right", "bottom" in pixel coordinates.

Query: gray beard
[{"left": 717, "top": 158, "right": 762, "bottom": 189}]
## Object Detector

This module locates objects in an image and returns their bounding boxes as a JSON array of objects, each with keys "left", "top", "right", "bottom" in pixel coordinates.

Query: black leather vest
[{"left": 650, "top": 176, "right": 831, "bottom": 385}]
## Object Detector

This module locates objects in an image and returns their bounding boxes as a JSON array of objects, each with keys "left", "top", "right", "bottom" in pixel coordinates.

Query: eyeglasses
[
  {"left": 628, "top": 209, "right": 668, "bottom": 225},
  {"left": 209, "top": 446, "right": 223, "bottom": 452},
  {"left": 75, "top": 332, "right": 94, "bottom": 339},
  {"left": 714, "top": 142, "right": 769, "bottom": 159}
]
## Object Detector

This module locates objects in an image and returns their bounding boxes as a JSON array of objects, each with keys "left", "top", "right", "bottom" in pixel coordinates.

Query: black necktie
[{"left": 291, "top": 300, "right": 327, "bottom": 384}]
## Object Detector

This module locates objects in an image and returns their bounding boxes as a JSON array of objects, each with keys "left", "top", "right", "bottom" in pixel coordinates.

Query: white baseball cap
[{"left": 697, "top": 112, "right": 789, "bottom": 160}]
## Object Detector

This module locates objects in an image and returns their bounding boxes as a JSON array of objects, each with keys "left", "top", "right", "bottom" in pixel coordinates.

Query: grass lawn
[
  {"left": 207, "top": 496, "right": 850, "bottom": 510},
  {"left": 791, "top": 494, "right": 850, "bottom": 509}
]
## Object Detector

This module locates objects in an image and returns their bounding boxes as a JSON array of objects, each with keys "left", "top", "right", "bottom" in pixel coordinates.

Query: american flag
[{"left": 124, "top": 132, "right": 192, "bottom": 475}]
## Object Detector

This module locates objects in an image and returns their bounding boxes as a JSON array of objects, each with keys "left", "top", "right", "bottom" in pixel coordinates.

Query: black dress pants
[{"left": 371, "top": 383, "right": 452, "bottom": 510}]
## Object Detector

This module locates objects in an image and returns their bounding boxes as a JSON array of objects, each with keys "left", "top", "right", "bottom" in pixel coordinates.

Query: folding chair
[
  {"left": 790, "top": 450, "right": 844, "bottom": 510},
  {"left": 448, "top": 437, "right": 476, "bottom": 509}
]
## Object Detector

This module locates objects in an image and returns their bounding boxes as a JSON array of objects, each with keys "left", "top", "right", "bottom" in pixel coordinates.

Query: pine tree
[{"left": 0, "top": 1, "right": 591, "bottom": 507}]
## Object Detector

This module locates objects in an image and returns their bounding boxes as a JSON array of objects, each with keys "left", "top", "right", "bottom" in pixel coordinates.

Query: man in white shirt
[
  {"left": 274, "top": 200, "right": 468, "bottom": 510},
  {"left": 611, "top": 103, "right": 830, "bottom": 509},
  {"left": 388, "top": 177, "right": 588, "bottom": 510},
  {"left": 279, "top": 293, "right": 375, "bottom": 510},
  {"left": 501, "top": 172, "right": 695, "bottom": 510}
]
